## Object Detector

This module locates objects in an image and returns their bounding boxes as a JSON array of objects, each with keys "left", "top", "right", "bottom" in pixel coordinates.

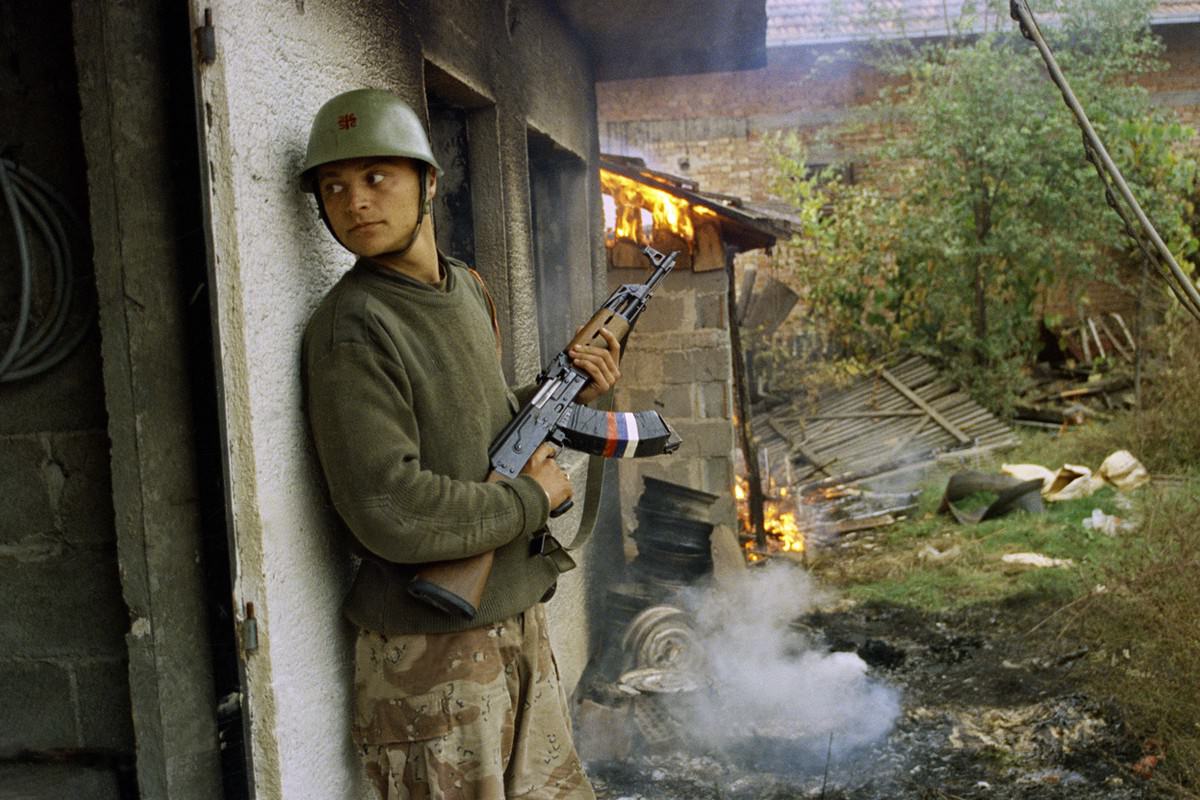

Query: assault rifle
[{"left": 409, "top": 246, "right": 683, "bottom": 618}]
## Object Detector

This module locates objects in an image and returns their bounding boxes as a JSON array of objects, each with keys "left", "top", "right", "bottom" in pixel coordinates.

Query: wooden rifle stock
[{"left": 409, "top": 550, "right": 494, "bottom": 620}]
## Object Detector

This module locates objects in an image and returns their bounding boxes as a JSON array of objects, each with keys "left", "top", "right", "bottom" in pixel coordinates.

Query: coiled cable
[{"left": 0, "top": 157, "right": 92, "bottom": 382}]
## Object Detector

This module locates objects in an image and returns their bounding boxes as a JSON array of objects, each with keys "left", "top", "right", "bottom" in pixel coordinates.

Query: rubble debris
[
  {"left": 755, "top": 356, "right": 1018, "bottom": 490},
  {"left": 747, "top": 356, "right": 1018, "bottom": 554},
  {"left": 937, "top": 470, "right": 1044, "bottom": 524},
  {"left": 628, "top": 478, "right": 718, "bottom": 592},
  {"left": 1002, "top": 553, "right": 1075, "bottom": 569},
  {"left": 1082, "top": 509, "right": 1137, "bottom": 536},
  {"left": 589, "top": 599, "right": 1146, "bottom": 799},
  {"left": 1046, "top": 464, "right": 1107, "bottom": 501},
  {"left": 1002, "top": 449, "right": 1151, "bottom": 501},
  {"left": 919, "top": 544, "right": 962, "bottom": 562},
  {"left": 620, "top": 605, "right": 701, "bottom": 673},
  {"left": 947, "top": 699, "right": 1109, "bottom": 763},
  {"left": 1098, "top": 450, "right": 1150, "bottom": 492},
  {"left": 1015, "top": 348, "right": 1140, "bottom": 428}
]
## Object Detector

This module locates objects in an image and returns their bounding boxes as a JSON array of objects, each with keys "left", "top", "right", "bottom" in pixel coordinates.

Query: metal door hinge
[
  {"left": 196, "top": 8, "right": 216, "bottom": 65},
  {"left": 242, "top": 601, "right": 259, "bottom": 653}
]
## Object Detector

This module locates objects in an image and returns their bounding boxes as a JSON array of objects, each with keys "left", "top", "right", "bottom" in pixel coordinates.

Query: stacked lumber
[{"left": 749, "top": 356, "right": 1019, "bottom": 541}]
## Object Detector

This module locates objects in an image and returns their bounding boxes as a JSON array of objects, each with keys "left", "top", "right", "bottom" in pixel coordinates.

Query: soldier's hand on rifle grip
[
  {"left": 572, "top": 327, "right": 622, "bottom": 405},
  {"left": 519, "top": 442, "right": 572, "bottom": 518}
]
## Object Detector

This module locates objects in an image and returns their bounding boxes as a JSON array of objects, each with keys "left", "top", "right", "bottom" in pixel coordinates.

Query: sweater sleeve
[{"left": 307, "top": 342, "right": 549, "bottom": 564}]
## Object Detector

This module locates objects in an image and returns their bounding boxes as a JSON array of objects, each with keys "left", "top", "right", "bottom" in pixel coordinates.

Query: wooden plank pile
[
  {"left": 1013, "top": 313, "right": 1141, "bottom": 429},
  {"left": 749, "top": 356, "right": 1019, "bottom": 542}
]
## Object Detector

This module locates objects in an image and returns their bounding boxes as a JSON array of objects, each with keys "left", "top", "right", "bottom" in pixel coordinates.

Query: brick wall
[
  {"left": 598, "top": 27, "right": 1200, "bottom": 324},
  {"left": 0, "top": 3, "right": 132, "bottom": 798}
]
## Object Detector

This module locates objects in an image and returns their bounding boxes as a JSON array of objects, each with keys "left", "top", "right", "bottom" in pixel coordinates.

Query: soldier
[{"left": 300, "top": 89, "right": 616, "bottom": 799}]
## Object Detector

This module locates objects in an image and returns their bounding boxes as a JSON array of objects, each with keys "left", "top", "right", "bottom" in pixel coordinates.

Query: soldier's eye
[
  {"left": 367, "top": 172, "right": 386, "bottom": 185},
  {"left": 322, "top": 182, "right": 345, "bottom": 196}
]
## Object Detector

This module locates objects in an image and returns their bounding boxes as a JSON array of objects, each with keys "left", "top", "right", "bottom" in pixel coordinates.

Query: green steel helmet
[{"left": 299, "top": 88, "right": 440, "bottom": 192}]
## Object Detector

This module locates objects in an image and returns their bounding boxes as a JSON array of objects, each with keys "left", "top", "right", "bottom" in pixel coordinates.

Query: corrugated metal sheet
[{"left": 767, "top": 0, "right": 1200, "bottom": 47}]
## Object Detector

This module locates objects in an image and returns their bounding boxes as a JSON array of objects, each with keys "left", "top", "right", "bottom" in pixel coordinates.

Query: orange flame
[
  {"left": 601, "top": 169, "right": 696, "bottom": 242},
  {"left": 734, "top": 474, "right": 806, "bottom": 562}
]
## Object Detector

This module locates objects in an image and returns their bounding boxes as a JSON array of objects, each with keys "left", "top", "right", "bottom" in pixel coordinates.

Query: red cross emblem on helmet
[{"left": 337, "top": 113, "right": 358, "bottom": 131}]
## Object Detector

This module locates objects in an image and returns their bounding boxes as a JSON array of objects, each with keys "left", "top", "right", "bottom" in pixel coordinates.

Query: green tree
[{"left": 774, "top": 0, "right": 1197, "bottom": 412}]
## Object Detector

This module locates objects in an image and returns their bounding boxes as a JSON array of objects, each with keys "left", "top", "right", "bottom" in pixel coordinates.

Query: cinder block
[
  {"left": 702, "top": 458, "right": 735, "bottom": 499},
  {"left": 663, "top": 348, "right": 732, "bottom": 385},
  {"left": 671, "top": 419, "right": 735, "bottom": 459},
  {"left": 75, "top": 659, "right": 134, "bottom": 750},
  {"left": 0, "top": 660, "right": 77, "bottom": 753},
  {"left": 618, "top": 388, "right": 661, "bottom": 414},
  {"left": 0, "top": 436, "right": 55, "bottom": 544},
  {"left": 634, "top": 459, "right": 695, "bottom": 489},
  {"left": 698, "top": 382, "right": 730, "bottom": 419},
  {"left": 634, "top": 294, "right": 687, "bottom": 333},
  {"left": 0, "top": 765, "right": 121, "bottom": 800},
  {"left": 619, "top": 351, "right": 663, "bottom": 387},
  {"left": 656, "top": 385, "right": 693, "bottom": 418},
  {"left": 644, "top": 330, "right": 710, "bottom": 354},
  {"left": 0, "top": 550, "right": 128, "bottom": 658},
  {"left": 48, "top": 432, "right": 116, "bottom": 546},
  {"left": 695, "top": 292, "right": 726, "bottom": 329},
  {"left": 0, "top": 334, "right": 108, "bottom": 438}
]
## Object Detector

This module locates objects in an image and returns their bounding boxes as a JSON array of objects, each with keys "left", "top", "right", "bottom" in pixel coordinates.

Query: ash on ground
[{"left": 578, "top": 575, "right": 1158, "bottom": 799}]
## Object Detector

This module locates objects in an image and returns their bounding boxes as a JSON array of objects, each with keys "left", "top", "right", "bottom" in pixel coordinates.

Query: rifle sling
[{"left": 468, "top": 259, "right": 606, "bottom": 554}]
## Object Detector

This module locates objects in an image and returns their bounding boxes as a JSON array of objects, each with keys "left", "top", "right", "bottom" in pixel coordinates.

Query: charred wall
[{"left": 0, "top": 2, "right": 133, "bottom": 798}]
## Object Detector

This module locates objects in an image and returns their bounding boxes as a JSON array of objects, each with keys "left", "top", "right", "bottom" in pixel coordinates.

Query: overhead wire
[
  {"left": 1009, "top": 0, "right": 1200, "bottom": 323},
  {"left": 0, "top": 156, "right": 93, "bottom": 382}
]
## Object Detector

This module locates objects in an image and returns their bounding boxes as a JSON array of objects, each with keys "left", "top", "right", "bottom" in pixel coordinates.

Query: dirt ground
[{"left": 584, "top": 576, "right": 1164, "bottom": 799}]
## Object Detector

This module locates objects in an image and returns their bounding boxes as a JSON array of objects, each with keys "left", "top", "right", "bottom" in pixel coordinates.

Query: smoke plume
[{"left": 675, "top": 562, "right": 901, "bottom": 764}]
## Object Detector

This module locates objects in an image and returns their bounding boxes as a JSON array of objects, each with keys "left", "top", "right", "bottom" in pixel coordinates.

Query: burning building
[{"left": 597, "top": 156, "right": 798, "bottom": 555}]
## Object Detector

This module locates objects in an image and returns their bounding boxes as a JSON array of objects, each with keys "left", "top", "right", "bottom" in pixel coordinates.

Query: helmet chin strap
[
  {"left": 318, "top": 164, "right": 432, "bottom": 260},
  {"left": 378, "top": 164, "right": 431, "bottom": 261}
]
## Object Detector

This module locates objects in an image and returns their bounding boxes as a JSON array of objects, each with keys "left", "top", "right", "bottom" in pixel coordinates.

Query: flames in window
[{"left": 601, "top": 168, "right": 717, "bottom": 245}]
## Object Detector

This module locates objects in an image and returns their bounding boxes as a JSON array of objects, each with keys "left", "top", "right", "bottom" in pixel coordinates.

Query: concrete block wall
[
  {"left": 611, "top": 265, "right": 738, "bottom": 538},
  {"left": 0, "top": 2, "right": 132, "bottom": 796}
]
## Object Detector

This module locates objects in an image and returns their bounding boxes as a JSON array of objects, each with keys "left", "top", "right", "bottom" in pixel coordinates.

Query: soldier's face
[{"left": 316, "top": 156, "right": 435, "bottom": 257}]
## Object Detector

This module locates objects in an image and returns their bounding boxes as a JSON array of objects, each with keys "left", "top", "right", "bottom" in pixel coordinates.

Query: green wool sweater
[{"left": 302, "top": 255, "right": 559, "bottom": 634}]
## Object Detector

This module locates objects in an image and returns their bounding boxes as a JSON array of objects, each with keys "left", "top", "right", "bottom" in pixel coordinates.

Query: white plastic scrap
[
  {"left": 1082, "top": 508, "right": 1136, "bottom": 536},
  {"left": 1001, "top": 553, "right": 1075, "bottom": 568},
  {"left": 1002, "top": 450, "right": 1150, "bottom": 502},
  {"left": 1098, "top": 450, "right": 1150, "bottom": 491},
  {"left": 1046, "top": 464, "right": 1106, "bottom": 501}
]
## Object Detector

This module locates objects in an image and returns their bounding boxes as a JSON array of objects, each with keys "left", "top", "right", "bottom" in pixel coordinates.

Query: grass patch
[
  {"left": 1070, "top": 478, "right": 1200, "bottom": 794},
  {"left": 813, "top": 440, "right": 1131, "bottom": 612}
]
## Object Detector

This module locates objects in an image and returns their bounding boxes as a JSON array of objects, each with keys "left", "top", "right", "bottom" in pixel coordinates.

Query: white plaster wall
[
  {"left": 192, "top": 1, "right": 603, "bottom": 797},
  {"left": 196, "top": 2, "right": 442, "bottom": 798}
]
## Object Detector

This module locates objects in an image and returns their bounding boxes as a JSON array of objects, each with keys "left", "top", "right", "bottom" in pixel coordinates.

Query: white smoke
[{"left": 674, "top": 562, "right": 901, "bottom": 760}]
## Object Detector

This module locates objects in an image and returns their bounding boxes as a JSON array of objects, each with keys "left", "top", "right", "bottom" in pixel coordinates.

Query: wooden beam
[
  {"left": 802, "top": 411, "right": 925, "bottom": 420},
  {"left": 878, "top": 367, "right": 972, "bottom": 444}
]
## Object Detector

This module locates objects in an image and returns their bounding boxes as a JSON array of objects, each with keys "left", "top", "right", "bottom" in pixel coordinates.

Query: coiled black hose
[{"left": 0, "top": 157, "right": 93, "bottom": 382}]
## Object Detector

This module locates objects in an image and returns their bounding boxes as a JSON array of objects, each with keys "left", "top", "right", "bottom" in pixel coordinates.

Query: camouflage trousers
[{"left": 353, "top": 604, "right": 595, "bottom": 800}]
